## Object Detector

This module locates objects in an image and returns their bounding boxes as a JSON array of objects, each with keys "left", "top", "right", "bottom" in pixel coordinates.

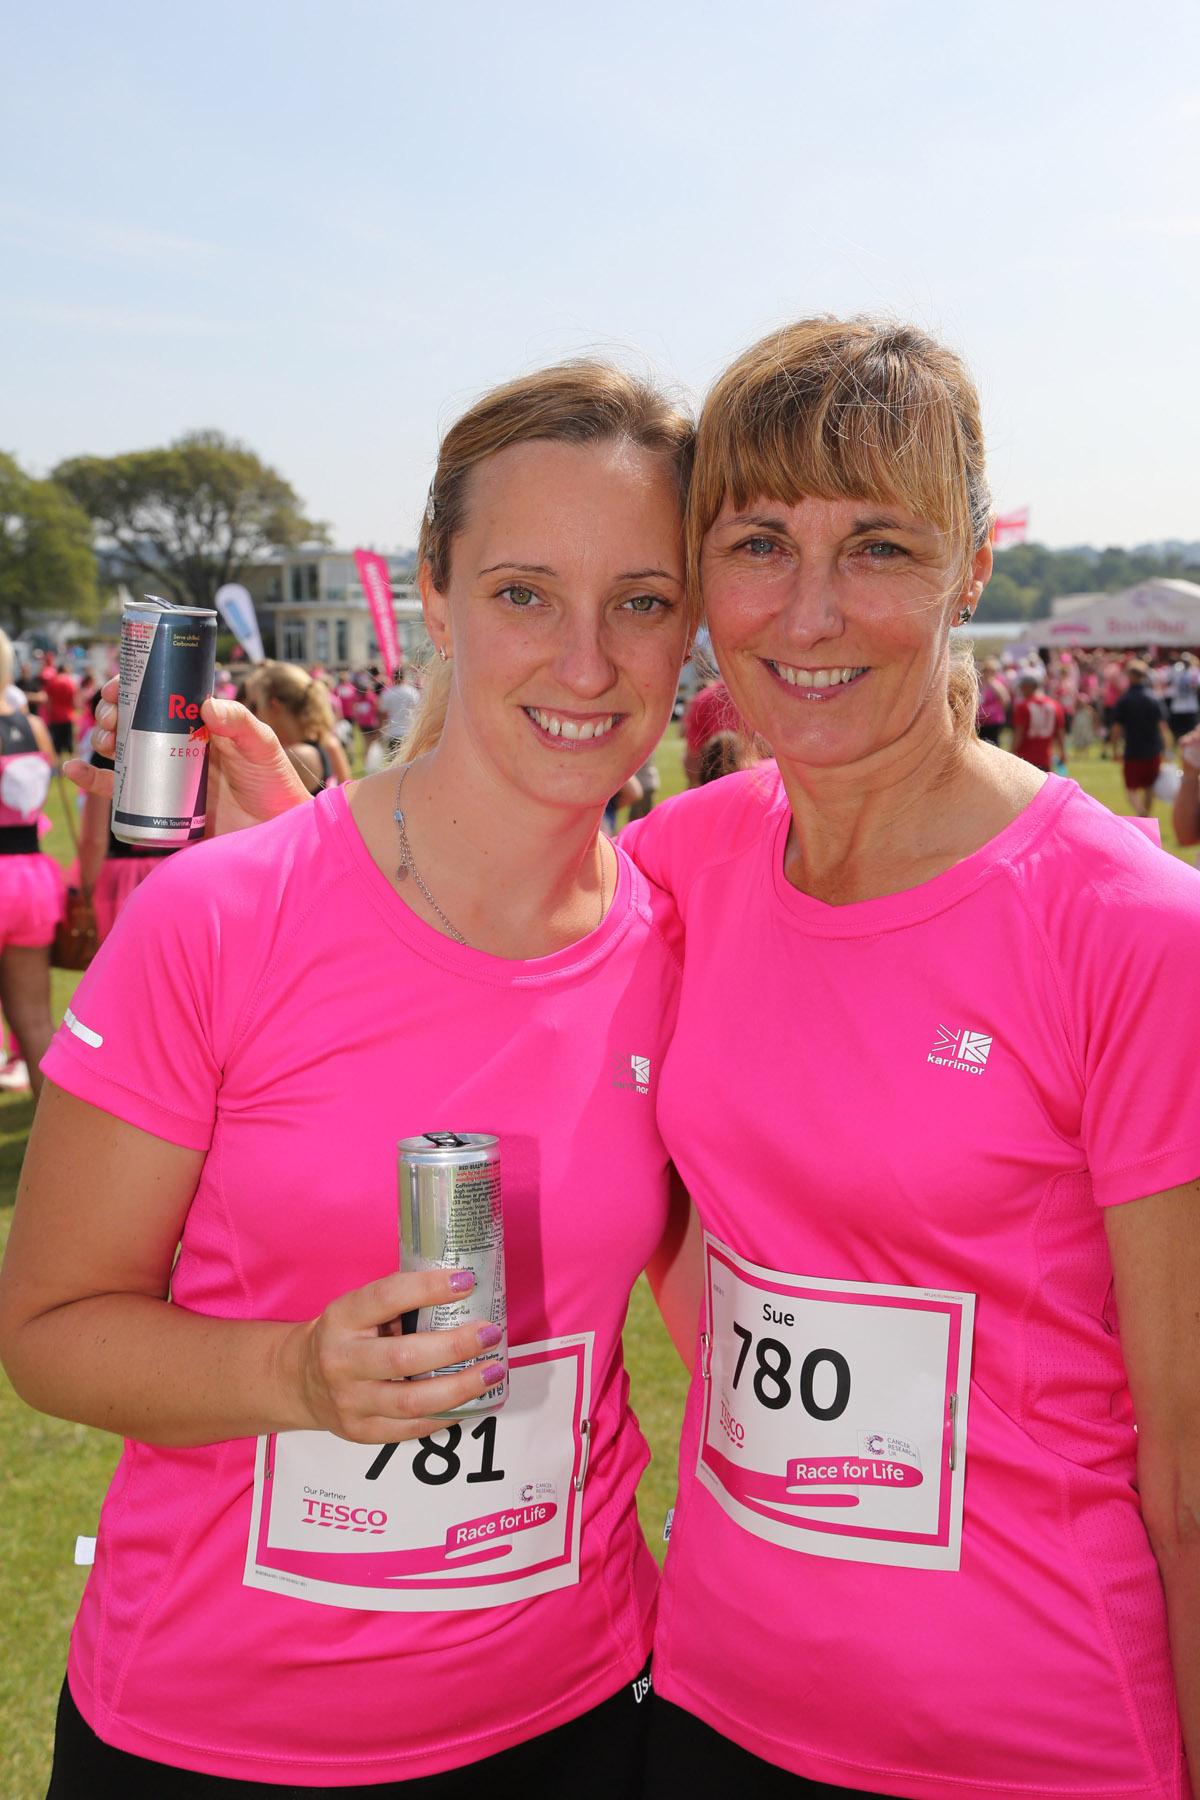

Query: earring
[
  {"left": 437, "top": 645, "right": 448, "bottom": 662},
  {"left": 957, "top": 607, "right": 973, "bottom": 626}
]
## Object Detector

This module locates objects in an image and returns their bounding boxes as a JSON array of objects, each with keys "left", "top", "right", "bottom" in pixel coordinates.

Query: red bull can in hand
[
  {"left": 398, "top": 1133, "right": 507, "bottom": 1417},
  {"left": 113, "top": 596, "right": 217, "bottom": 847}
]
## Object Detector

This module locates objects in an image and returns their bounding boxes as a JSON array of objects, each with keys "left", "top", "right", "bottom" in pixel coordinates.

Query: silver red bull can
[
  {"left": 112, "top": 596, "right": 217, "bottom": 847},
  {"left": 398, "top": 1132, "right": 507, "bottom": 1417}
]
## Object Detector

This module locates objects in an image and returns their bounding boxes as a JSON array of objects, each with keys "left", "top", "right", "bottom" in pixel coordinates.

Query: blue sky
[{"left": 2, "top": 0, "right": 1197, "bottom": 552}]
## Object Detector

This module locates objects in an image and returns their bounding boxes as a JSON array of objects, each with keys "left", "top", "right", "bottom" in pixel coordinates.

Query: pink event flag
[
  {"left": 991, "top": 507, "right": 1029, "bottom": 548},
  {"left": 353, "top": 550, "right": 402, "bottom": 677}
]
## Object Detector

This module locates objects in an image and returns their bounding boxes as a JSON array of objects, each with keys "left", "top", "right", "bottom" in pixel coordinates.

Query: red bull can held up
[
  {"left": 113, "top": 596, "right": 217, "bottom": 847},
  {"left": 398, "top": 1133, "right": 507, "bottom": 1418}
]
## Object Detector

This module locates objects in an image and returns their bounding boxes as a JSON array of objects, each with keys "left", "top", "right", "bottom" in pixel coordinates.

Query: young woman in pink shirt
[
  {"left": 623, "top": 318, "right": 1200, "bottom": 1799},
  {"left": 0, "top": 364, "right": 698, "bottom": 1796}
]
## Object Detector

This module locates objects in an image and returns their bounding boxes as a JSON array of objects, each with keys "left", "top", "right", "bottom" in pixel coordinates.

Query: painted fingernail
[
  {"left": 480, "top": 1362, "right": 506, "bottom": 1386},
  {"left": 477, "top": 1323, "right": 503, "bottom": 1349},
  {"left": 448, "top": 1270, "right": 475, "bottom": 1293}
]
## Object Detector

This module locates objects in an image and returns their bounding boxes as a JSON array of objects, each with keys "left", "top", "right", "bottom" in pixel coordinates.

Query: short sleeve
[
  {"left": 620, "top": 767, "right": 782, "bottom": 918},
  {"left": 1073, "top": 848, "right": 1200, "bottom": 1207},
  {"left": 619, "top": 805, "right": 675, "bottom": 896},
  {"left": 42, "top": 854, "right": 224, "bottom": 1150}
]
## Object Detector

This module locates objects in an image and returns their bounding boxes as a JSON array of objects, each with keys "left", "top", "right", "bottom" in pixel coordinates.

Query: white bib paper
[
  {"left": 245, "top": 1335, "right": 592, "bottom": 1610},
  {"left": 697, "top": 1237, "right": 974, "bottom": 1570}
]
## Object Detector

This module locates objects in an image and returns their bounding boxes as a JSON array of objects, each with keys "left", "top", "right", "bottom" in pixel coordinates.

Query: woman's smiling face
[
  {"left": 423, "top": 436, "right": 689, "bottom": 810},
  {"left": 701, "top": 492, "right": 990, "bottom": 772}
]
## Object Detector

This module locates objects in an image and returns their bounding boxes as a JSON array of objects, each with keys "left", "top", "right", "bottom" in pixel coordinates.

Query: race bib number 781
[
  {"left": 244, "top": 1335, "right": 591, "bottom": 1610},
  {"left": 698, "top": 1238, "right": 974, "bottom": 1571}
]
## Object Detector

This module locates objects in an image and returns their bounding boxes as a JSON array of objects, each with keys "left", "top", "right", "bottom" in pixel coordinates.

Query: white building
[{"left": 243, "top": 549, "right": 428, "bottom": 670}]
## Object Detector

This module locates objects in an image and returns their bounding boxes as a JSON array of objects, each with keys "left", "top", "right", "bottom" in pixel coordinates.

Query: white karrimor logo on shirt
[
  {"left": 612, "top": 1052, "right": 651, "bottom": 1094},
  {"left": 928, "top": 1026, "right": 992, "bottom": 1075}
]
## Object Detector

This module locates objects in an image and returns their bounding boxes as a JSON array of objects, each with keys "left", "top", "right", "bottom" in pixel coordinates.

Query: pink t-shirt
[
  {"left": 351, "top": 691, "right": 380, "bottom": 731},
  {"left": 43, "top": 785, "right": 681, "bottom": 1785},
  {"left": 623, "top": 768, "right": 1200, "bottom": 1799}
]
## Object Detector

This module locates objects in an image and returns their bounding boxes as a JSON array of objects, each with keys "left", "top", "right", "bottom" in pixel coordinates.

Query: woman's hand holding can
[
  {"left": 64, "top": 675, "right": 312, "bottom": 834},
  {"left": 283, "top": 1268, "right": 505, "bottom": 1444}
]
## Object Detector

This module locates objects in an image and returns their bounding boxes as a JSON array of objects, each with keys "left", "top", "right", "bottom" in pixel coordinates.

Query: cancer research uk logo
[
  {"left": 612, "top": 1052, "right": 652, "bottom": 1095},
  {"left": 927, "top": 1024, "right": 993, "bottom": 1076}
]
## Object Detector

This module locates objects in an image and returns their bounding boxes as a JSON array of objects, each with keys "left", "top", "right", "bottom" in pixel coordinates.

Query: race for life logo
[
  {"left": 927, "top": 1025, "right": 993, "bottom": 1077},
  {"left": 612, "top": 1052, "right": 651, "bottom": 1095}
]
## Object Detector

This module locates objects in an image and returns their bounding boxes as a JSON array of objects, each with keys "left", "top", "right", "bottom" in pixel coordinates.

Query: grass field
[{"left": 0, "top": 733, "right": 1189, "bottom": 1795}]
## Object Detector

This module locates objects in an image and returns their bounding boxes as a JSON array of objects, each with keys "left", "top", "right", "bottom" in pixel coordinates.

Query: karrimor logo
[
  {"left": 612, "top": 1052, "right": 651, "bottom": 1095},
  {"left": 927, "top": 1025, "right": 993, "bottom": 1076}
]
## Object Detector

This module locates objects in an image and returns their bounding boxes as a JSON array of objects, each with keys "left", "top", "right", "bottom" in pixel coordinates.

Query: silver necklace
[{"left": 393, "top": 762, "right": 608, "bottom": 948}]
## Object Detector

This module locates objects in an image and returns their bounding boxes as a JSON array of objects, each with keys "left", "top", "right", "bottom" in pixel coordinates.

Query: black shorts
[
  {"left": 643, "top": 1695, "right": 912, "bottom": 1798},
  {"left": 48, "top": 720, "right": 74, "bottom": 755},
  {"left": 48, "top": 1661, "right": 654, "bottom": 1799}
]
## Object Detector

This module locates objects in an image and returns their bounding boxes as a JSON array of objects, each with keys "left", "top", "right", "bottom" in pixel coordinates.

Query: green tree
[
  {"left": 54, "top": 431, "right": 327, "bottom": 612},
  {"left": 984, "top": 543, "right": 1200, "bottom": 621},
  {"left": 0, "top": 453, "right": 99, "bottom": 634}
]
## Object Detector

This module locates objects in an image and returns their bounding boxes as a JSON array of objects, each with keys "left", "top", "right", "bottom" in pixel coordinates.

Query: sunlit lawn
[{"left": 0, "top": 731, "right": 1190, "bottom": 1794}]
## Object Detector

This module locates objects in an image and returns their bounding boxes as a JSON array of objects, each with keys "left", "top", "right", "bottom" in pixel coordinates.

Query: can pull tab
[
  {"left": 573, "top": 1418, "right": 591, "bottom": 1493},
  {"left": 948, "top": 1392, "right": 960, "bottom": 1472},
  {"left": 700, "top": 1332, "right": 712, "bottom": 1382},
  {"left": 423, "top": 1132, "right": 467, "bottom": 1149}
]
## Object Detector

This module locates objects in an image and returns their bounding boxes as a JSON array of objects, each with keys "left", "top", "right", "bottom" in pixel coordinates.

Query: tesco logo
[
  {"left": 719, "top": 1395, "right": 745, "bottom": 1448},
  {"left": 300, "top": 1499, "right": 387, "bottom": 1532}
]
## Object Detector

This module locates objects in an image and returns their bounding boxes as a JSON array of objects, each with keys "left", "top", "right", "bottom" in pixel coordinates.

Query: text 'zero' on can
[
  {"left": 398, "top": 1132, "right": 507, "bottom": 1418},
  {"left": 112, "top": 595, "right": 217, "bottom": 848}
]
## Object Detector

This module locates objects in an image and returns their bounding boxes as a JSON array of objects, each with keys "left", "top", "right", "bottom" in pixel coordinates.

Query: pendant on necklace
[{"left": 395, "top": 865, "right": 409, "bottom": 882}]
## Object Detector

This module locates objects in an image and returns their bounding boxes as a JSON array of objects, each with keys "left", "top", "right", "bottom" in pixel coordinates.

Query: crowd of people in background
[
  {"left": 674, "top": 642, "right": 1200, "bottom": 820},
  {"left": 6, "top": 636, "right": 1198, "bottom": 876},
  {"left": 0, "top": 632, "right": 1192, "bottom": 1108}
]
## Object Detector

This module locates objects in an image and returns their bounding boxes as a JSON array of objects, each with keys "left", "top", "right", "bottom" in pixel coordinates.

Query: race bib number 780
[{"left": 698, "top": 1238, "right": 974, "bottom": 1571}]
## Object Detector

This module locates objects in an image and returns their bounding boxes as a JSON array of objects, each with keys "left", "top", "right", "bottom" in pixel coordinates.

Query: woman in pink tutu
[
  {"left": 0, "top": 630, "right": 64, "bottom": 1098},
  {"left": 75, "top": 750, "right": 176, "bottom": 944}
]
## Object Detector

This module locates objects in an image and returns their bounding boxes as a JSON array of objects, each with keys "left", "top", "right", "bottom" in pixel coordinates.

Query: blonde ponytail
[{"left": 397, "top": 659, "right": 453, "bottom": 764}]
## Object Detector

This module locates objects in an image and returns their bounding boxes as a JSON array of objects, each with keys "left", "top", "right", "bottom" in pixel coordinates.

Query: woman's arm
[
  {"left": 644, "top": 1170, "right": 702, "bottom": 1370},
  {"left": 1174, "top": 759, "right": 1200, "bottom": 847},
  {"left": 0, "top": 1084, "right": 504, "bottom": 1447},
  {"left": 1105, "top": 1178, "right": 1200, "bottom": 1800},
  {"left": 77, "top": 789, "right": 111, "bottom": 891},
  {"left": 28, "top": 714, "right": 57, "bottom": 761},
  {"left": 324, "top": 730, "right": 352, "bottom": 785}
]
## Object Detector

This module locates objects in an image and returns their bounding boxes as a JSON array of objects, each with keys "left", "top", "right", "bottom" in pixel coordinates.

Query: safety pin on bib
[
  {"left": 574, "top": 1418, "right": 591, "bottom": 1493},
  {"left": 948, "top": 1392, "right": 960, "bottom": 1472},
  {"left": 700, "top": 1332, "right": 712, "bottom": 1381}
]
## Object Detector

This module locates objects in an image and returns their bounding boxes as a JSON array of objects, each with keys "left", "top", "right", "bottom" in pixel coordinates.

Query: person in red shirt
[
  {"left": 41, "top": 658, "right": 78, "bottom": 758},
  {"left": 1010, "top": 672, "right": 1065, "bottom": 771},
  {"left": 682, "top": 679, "right": 746, "bottom": 784}
]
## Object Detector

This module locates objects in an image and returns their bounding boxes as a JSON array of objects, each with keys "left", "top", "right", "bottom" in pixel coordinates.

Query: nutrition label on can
[{"left": 420, "top": 1162, "right": 505, "bottom": 1333}]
